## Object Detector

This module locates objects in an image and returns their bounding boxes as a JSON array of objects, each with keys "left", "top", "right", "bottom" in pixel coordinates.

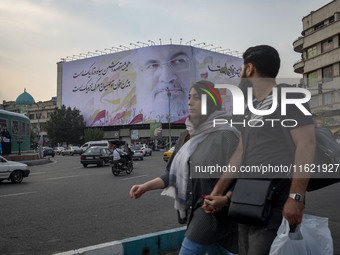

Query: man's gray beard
[{"left": 142, "top": 98, "right": 188, "bottom": 122}]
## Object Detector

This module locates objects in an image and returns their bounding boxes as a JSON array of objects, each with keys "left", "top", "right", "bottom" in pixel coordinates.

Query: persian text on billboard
[{"left": 61, "top": 45, "right": 242, "bottom": 127}]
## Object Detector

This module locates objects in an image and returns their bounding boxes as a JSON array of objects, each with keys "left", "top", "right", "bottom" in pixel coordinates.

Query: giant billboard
[{"left": 61, "top": 45, "right": 242, "bottom": 127}]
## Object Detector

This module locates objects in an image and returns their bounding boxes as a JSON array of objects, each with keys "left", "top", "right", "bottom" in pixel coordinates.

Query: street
[
  {"left": 0, "top": 151, "right": 339, "bottom": 255},
  {"left": 0, "top": 151, "right": 179, "bottom": 255}
]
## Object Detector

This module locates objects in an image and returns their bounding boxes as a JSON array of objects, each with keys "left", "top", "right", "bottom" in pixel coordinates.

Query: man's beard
[
  {"left": 138, "top": 89, "right": 189, "bottom": 122},
  {"left": 150, "top": 93, "right": 188, "bottom": 122},
  {"left": 153, "top": 95, "right": 189, "bottom": 121},
  {"left": 137, "top": 78, "right": 189, "bottom": 122},
  {"left": 238, "top": 68, "right": 253, "bottom": 101}
]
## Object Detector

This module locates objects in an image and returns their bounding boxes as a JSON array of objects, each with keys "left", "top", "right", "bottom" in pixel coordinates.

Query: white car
[
  {"left": 130, "top": 146, "right": 144, "bottom": 160},
  {"left": 140, "top": 144, "right": 152, "bottom": 156},
  {"left": 0, "top": 155, "right": 30, "bottom": 184},
  {"left": 54, "top": 146, "right": 65, "bottom": 155},
  {"left": 62, "top": 146, "right": 83, "bottom": 156}
]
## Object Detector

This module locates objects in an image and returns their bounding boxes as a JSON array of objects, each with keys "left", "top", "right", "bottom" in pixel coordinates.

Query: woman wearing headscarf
[{"left": 130, "top": 80, "right": 240, "bottom": 255}]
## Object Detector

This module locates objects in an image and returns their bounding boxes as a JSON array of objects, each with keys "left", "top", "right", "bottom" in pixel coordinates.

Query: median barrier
[{"left": 54, "top": 226, "right": 186, "bottom": 255}]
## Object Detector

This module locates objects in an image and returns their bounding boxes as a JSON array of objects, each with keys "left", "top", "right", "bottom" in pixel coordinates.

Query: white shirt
[{"left": 113, "top": 148, "right": 127, "bottom": 160}]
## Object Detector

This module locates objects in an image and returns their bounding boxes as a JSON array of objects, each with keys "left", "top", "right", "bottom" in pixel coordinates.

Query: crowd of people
[{"left": 129, "top": 45, "right": 317, "bottom": 255}]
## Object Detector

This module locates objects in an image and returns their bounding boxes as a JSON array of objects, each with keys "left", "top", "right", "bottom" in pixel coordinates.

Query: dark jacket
[{"left": 159, "top": 129, "right": 239, "bottom": 252}]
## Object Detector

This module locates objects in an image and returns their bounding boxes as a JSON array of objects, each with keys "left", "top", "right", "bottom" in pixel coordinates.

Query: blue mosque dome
[{"left": 15, "top": 88, "right": 35, "bottom": 105}]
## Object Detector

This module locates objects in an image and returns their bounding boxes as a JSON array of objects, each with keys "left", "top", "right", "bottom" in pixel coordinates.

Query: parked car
[
  {"left": 130, "top": 146, "right": 144, "bottom": 160},
  {"left": 43, "top": 147, "right": 55, "bottom": 157},
  {"left": 163, "top": 147, "right": 175, "bottom": 162},
  {"left": 62, "top": 146, "right": 83, "bottom": 156},
  {"left": 140, "top": 144, "right": 152, "bottom": 156},
  {"left": 54, "top": 146, "right": 65, "bottom": 155},
  {"left": 0, "top": 155, "right": 30, "bottom": 184},
  {"left": 80, "top": 146, "right": 112, "bottom": 167}
]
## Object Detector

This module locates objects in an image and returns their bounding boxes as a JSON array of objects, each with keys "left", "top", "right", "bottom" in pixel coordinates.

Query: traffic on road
[
  {"left": 1, "top": 150, "right": 339, "bottom": 254},
  {"left": 0, "top": 150, "right": 179, "bottom": 255}
]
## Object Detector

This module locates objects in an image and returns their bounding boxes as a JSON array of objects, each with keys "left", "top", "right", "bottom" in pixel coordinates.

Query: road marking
[
  {"left": 30, "top": 172, "right": 46, "bottom": 175},
  {"left": 71, "top": 166, "right": 84, "bottom": 170},
  {"left": 0, "top": 191, "right": 38, "bottom": 198},
  {"left": 47, "top": 175, "right": 79, "bottom": 181},
  {"left": 121, "top": 175, "right": 148, "bottom": 181}
]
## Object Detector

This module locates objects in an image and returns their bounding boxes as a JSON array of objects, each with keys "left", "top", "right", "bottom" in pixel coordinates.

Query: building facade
[
  {"left": 293, "top": 0, "right": 340, "bottom": 137},
  {"left": 27, "top": 98, "right": 57, "bottom": 145}
]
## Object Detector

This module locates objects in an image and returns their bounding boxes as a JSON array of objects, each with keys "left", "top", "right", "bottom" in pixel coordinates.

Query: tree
[
  {"left": 84, "top": 128, "right": 104, "bottom": 142},
  {"left": 45, "top": 105, "right": 85, "bottom": 146}
]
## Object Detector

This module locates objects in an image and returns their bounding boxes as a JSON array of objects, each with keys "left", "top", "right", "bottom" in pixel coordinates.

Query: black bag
[
  {"left": 228, "top": 179, "right": 275, "bottom": 225},
  {"left": 277, "top": 84, "right": 340, "bottom": 191},
  {"left": 307, "top": 127, "right": 340, "bottom": 191},
  {"left": 281, "top": 121, "right": 340, "bottom": 191}
]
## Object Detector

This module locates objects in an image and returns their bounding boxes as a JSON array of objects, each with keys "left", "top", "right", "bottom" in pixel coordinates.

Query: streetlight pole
[
  {"left": 202, "top": 44, "right": 213, "bottom": 49},
  {"left": 210, "top": 46, "right": 222, "bottom": 51},
  {"left": 137, "top": 41, "right": 149, "bottom": 47},
  {"left": 119, "top": 45, "right": 130, "bottom": 50},
  {"left": 186, "top": 39, "right": 196, "bottom": 45},
  {"left": 33, "top": 103, "right": 43, "bottom": 159},
  {"left": 130, "top": 43, "right": 140, "bottom": 48},
  {"left": 193, "top": 42, "right": 205, "bottom": 47},
  {"left": 148, "top": 40, "right": 155, "bottom": 45},
  {"left": 167, "top": 87, "right": 172, "bottom": 148}
]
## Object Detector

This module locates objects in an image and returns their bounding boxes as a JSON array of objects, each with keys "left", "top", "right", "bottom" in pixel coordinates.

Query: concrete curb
[
  {"left": 21, "top": 158, "right": 51, "bottom": 166},
  {"left": 54, "top": 226, "right": 186, "bottom": 255}
]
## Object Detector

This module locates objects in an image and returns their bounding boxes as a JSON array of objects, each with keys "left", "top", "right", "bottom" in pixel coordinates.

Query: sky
[{"left": 0, "top": 0, "right": 331, "bottom": 103}]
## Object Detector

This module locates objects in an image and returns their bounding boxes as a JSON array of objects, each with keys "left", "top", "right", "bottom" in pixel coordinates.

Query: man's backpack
[
  {"left": 277, "top": 84, "right": 340, "bottom": 191},
  {"left": 281, "top": 120, "right": 340, "bottom": 191},
  {"left": 306, "top": 127, "right": 340, "bottom": 191},
  {"left": 282, "top": 124, "right": 340, "bottom": 191}
]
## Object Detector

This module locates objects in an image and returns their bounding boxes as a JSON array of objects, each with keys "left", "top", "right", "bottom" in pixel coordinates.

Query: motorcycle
[{"left": 111, "top": 156, "right": 133, "bottom": 176}]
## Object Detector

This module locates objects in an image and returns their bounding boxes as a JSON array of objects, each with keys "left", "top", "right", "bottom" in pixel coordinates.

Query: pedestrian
[
  {"left": 1, "top": 128, "right": 11, "bottom": 155},
  {"left": 130, "top": 80, "right": 241, "bottom": 255},
  {"left": 203, "top": 45, "right": 316, "bottom": 255}
]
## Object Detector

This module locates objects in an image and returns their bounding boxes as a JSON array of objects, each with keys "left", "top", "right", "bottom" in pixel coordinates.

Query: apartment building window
[
  {"left": 307, "top": 71, "right": 318, "bottom": 87},
  {"left": 314, "top": 22, "right": 325, "bottom": 31},
  {"left": 322, "top": 65, "right": 333, "bottom": 83},
  {"left": 29, "top": 114, "right": 35, "bottom": 119},
  {"left": 307, "top": 46, "right": 317, "bottom": 58},
  {"left": 322, "top": 38, "right": 333, "bottom": 53},
  {"left": 329, "top": 16, "right": 335, "bottom": 24}
]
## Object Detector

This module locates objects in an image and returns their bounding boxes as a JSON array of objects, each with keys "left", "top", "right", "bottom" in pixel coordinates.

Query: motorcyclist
[
  {"left": 124, "top": 143, "right": 134, "bottom": 162},
  {"left": 113, "top": 145, "right": 128, "bottom": 169}
]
